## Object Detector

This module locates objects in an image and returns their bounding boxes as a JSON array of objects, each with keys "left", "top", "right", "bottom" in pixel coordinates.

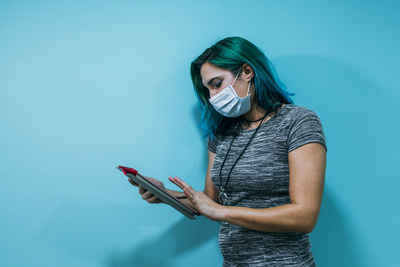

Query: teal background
[{"left": 1, "top": 1, "right": 399, "bottom": 266}]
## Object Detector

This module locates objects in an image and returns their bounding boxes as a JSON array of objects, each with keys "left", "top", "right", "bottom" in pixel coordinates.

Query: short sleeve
[
  {"left": 287, "top": 109, "right": 327, "bottom": 153},
  {"left": 208, "top": 135, "right": 218, "bottom": 153}
]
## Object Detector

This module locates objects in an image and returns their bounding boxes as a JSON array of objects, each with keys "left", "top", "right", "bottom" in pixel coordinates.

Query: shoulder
[
  {"left": 282, "top": 104, "right": 327, "bottom": 152},
  {"left": 208, "top": 134, "right": 226, "bottom": 153},
  {"left": 277, "top": 104, "right": 324, "bottom": 130},
  {"left": 284, "top": 104, "right": 321, "bottom": 121}
]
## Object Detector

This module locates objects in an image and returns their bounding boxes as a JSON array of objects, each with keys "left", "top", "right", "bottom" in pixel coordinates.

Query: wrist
[{"left": 218, "top": 204, "right": 230, "bottom": 221}]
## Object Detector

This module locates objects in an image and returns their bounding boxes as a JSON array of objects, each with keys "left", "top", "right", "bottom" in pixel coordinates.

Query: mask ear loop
[
  {"left": 232, "top": 66, "right": 251, "bottom": 96},
  {"left": 231, "top": 68, "right": 241, "bottom": 86}
]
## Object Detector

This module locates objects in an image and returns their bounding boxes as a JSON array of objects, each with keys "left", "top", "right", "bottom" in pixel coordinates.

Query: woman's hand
[
  {"left": 168, "top": 176, "right": 226, "bottom": 221},
  {"left": 127, "top": 176, "right": 165, "bottom": 204}
]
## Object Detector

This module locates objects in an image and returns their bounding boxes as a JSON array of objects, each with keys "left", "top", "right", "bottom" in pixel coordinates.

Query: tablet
[{"left": 116, "top": 165, "right": 199, "bottom": 220}]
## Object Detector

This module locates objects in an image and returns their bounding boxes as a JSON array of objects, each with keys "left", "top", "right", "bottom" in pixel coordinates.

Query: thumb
[{"left": 128, "top": 177, "right": 138, "bottom": 186}]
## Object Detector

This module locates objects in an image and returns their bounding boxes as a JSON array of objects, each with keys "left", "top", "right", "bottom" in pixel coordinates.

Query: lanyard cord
[{"left": 218, "top": 111, "right": 269, "bottom": 197}]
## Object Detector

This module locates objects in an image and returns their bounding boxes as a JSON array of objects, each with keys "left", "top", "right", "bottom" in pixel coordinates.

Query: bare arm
[
  {"left": 219, "top": 143, "right": 326, "bottom": 233},
  {"left": 171, "top": 142, "right": 326, "bottom": 233},
  {"left": 203, "top": 150, "right": 220, "bottom": 202}
]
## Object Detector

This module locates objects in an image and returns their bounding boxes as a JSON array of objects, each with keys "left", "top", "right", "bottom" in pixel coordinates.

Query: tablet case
[{"left": 116, "top": 165, "right": 199, "bottom": 220}]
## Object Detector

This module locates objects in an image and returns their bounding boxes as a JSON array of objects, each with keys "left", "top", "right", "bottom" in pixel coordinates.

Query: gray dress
[{"left": 208, "top": 104, "right": 327, "bottom": 266}]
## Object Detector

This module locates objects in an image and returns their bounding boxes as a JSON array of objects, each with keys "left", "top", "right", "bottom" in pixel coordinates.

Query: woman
[{"left": 129, "top": 36, "right": 327, "bottom": 266}]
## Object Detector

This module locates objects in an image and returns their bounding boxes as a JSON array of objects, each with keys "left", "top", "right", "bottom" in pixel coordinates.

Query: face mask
[{"left": 209, "top": 68, "right": 252, "bottom": 117}]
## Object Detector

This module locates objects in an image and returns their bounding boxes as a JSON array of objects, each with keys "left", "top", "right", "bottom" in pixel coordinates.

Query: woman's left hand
[{"left": 168, "top": 176, "right": 225, "bottom": 221}]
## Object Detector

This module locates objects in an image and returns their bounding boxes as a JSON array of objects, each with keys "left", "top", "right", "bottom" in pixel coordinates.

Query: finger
[
  {"left": 139, "top": 185, "right": 147, "bottom": 194},
  {"left": 168, "top": 176, "right": 184, "bottom": 190},
  {"left": 173, "top": 177, "right": 195, "bottom": 193},
  {"left": 170, "top": 177, "right": 187, "bottom": 190},
  {"left": 142, "top": 190, "right": 153, "bottom": 200},
  {"left": 147, "top": 195, "right": 162, "bottom": 203},
  {"left": 173, "top": 179, "right": 196, "bottom": 200},
  {"left": 183, "top": 187, "right": 194, "bottom": 200},
  {"left": 128, "top": 178, "right": 138, "bottom": 186}
]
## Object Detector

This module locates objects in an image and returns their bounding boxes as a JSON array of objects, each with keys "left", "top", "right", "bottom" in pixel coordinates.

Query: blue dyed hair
[{"left": 190, "top": 36, "right": 294, "bottom": 139}]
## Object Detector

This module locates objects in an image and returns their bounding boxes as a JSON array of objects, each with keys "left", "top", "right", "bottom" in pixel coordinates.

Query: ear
[{"left": 242, "top": 63, "right": 254, "bottom": 81}]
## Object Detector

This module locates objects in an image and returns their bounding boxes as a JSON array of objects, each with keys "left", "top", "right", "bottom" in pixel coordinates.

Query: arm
[
  {"left": 170, "top": 142, "right": 326, "bottom": 233},
  {"left": 220, "top": 142, "right": 326, "bottom": 233},
  {"left": 203, "top": 150, "right": 220, "bottom": 202}
]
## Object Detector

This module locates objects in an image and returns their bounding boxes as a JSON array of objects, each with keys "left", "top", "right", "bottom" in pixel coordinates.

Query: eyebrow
[{"left": 205, "top": 76, "right": 223, "bottom": 87}]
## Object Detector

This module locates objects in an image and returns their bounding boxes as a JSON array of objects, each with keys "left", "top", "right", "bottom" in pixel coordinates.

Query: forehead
[{"left": 200, "top": 62, "right": 230, "bottom": 87}]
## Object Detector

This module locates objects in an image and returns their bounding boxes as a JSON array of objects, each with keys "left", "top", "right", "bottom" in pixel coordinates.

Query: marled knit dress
[{"left": 208, "top": 104, "right": 327, "bottom": 266}]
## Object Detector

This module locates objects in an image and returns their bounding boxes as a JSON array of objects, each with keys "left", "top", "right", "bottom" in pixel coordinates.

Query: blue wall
[{"left": 1, "top": 1, "right": 399, "bottom": 266}]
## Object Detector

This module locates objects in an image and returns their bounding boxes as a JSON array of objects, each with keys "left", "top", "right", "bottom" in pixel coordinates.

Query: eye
[{"left": 215, "top": 80, "right": 222, "bottom": 88}]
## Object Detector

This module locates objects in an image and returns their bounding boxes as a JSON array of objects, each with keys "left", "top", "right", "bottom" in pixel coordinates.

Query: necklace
[
  {"left": 218, "top": 111, "right": 269, "bottom": 205},
  {"left": 243, "top": 115, "right": 266, "bottom": 123}
]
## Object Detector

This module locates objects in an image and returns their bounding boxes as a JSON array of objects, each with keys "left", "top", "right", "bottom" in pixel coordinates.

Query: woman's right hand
[{"left": 127, "top": 176, "right": 165, "bottom": 204}]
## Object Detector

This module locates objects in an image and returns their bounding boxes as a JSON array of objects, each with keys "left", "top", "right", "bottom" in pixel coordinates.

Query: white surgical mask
[{"left": 209, "top": 68, "right": 252, "bottom": 117}]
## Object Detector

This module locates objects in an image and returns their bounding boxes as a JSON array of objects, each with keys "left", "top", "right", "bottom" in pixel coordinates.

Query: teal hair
[{"left": 190, "top": 36, "right": 295, "bottom": 139}]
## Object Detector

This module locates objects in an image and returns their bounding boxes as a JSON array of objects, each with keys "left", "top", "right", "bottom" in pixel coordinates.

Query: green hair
[{"left": 190, "top": 36, "right": 294, "bottom": 139}]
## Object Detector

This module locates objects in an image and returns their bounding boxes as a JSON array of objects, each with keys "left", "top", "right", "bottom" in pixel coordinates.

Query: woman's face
[{"left": 200, "top": 62, "right": 253, "bottom": 99}]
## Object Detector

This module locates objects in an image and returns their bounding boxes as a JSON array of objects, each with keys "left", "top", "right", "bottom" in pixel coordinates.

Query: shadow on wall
[
  {"left": 106, "top": 216, "right": 219, "bottom": 267},
  {"left": 36, "top": 203, "right": 219, "bottom": 267},
  {"left": 274, "top": 54, "right": 398, "bottom": 267},
  {"left": 311, "top": 188, "right": 361, "bottom": 267}
]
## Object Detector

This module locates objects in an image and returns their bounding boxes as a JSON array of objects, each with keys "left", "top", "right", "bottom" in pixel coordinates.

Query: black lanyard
[{"left": 218, "top": 111, "right": 269, "bottom": 205}]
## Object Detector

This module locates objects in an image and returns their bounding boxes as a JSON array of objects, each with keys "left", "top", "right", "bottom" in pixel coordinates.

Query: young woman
[{"left": 129, "top": 36, "right": 327, "bottom": 266}]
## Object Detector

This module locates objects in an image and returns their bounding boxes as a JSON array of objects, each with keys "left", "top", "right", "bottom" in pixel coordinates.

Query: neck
[
  {"left": 241, "top": 95, "right": 284, "bottom": 129},
  {"left": 243, "top": 104, "right": 267, "bottom": 122},
  {"left": 243, "top": 92, "right": 268, "bottom": 122}
]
